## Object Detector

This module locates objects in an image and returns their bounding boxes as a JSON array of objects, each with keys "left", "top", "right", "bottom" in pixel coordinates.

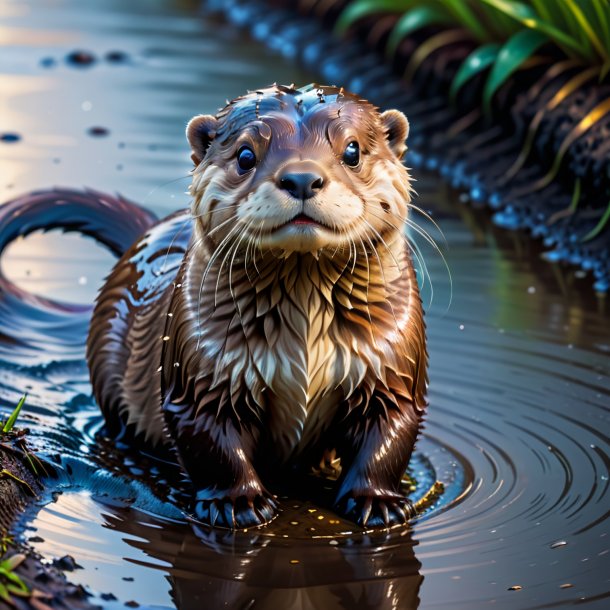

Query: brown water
[{"left": 0, "top": 1, "right": 609, "bottom": 609}]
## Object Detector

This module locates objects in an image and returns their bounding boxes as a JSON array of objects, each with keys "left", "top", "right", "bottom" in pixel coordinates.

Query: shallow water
[{"left": 0, "top": 0, "right": 609, "bottom": 608}]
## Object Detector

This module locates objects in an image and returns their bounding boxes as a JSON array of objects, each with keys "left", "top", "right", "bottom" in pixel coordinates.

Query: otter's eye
[
  {"left": 343, "top": 141, "right": 360, "bottom": 167},
  {"left": 237, "top": 146, "right": 256, "bottom": 171}
]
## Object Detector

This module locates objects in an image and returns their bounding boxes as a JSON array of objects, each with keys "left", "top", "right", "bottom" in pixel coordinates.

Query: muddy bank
[
  {"left": 202, "top": 0, "right": 610, "bottom": 292},
  {"left": 0, "top": 429, "right": 98, "bottom": 610}
]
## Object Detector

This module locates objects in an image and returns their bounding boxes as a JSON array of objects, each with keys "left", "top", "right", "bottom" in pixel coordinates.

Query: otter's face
[{"left": 187, "top": 85, "right": 411, "bottom": 255}]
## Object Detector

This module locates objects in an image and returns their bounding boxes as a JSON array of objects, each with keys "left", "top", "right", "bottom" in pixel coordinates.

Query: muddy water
[{"left": 0, "top": 0, "right": 609, "bottom": 608}]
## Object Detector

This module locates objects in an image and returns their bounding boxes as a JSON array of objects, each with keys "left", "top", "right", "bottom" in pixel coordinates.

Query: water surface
[{"left": 0, "top": 1, "right": 609, "bottom": 609}]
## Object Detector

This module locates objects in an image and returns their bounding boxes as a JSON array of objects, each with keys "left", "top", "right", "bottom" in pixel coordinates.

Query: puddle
[{"left": 0, "top": 0, "right": 609, "bottom": 608}]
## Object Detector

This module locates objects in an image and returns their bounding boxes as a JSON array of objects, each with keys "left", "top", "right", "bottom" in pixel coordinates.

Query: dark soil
[{"left": 0, "top": 433, "right": 99, "bottom": 610}]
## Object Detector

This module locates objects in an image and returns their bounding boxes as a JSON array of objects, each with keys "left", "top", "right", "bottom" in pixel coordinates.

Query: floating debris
[
  {"left": 508, "top": 585, "right": 522, "bottom": 591},
  {"left": 87, "top": 126, "right": 110, "bottom": 137},
  {"left": 105, "top": 50, "right": 129, "bottom": 63},
  {"left": 289, "top": 559, "right": 299, "bottom": 565},
  {"left": 560, "top": 583, "right": 573, "bottom": 589},
  {"left": 52, "top": 555, "right": 83, "bottom": 571},
  {"left": 0, "top": 133, "right": 21, "bottom": 143},
  {"left": 66, "top": 50, "right": 96, "bottom": 67},
  {"left": 551, "top": 541, "right": 568, "bottom": 549}
]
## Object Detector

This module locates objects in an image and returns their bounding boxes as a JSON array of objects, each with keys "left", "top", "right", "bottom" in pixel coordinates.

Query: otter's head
[{"left": 187, "top": 84, "right": 411, "bottom": 255}]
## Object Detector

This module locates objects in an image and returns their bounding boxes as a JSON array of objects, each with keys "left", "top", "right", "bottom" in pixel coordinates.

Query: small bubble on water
[
  {"left": 156, "top": 366, "right": 162, "bottom": 372},
  {"left": 81, "top": 101, "right": 92, "bottom": 111},
  {"left": 173, "top": 362, "right": 180, "bottom": 368},
  {"left": 459, "top": 324, "right": 465, "bottom": 331},
  {"left": 78, "top": 276, "right": 87, "bottom": 285},
  {"left": 560, "top": 583, "right": 573, "bottom": 589},
  {"left": 162, "top": 336, "right": 170, "bottom": 341},
  {"left": 289, "top": 559, "right": 299, "bottom": 565},
  {"left": 329, "top": 539, "right": 338, "bottom": 545},
  {"left": 550, "top": 540, "right": 567, "bottom": 549},
  {"left": 567, "top": 344, "right": 573, "bottom": 349},
  {"left": 527, "top": 286, "right": 536, "bottom": 294}
]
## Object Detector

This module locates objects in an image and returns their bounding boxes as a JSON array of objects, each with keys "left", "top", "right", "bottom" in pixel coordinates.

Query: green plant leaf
[
  {"left": 592, "top": 0, "right": 610, "bottom": 55},
  {"left": 2, "top": 394, "right": 26, "bottom": 434},
  {"left": 483, "top": 29, "right": 548, "bottom": 115},
  {"left": 0, "top": 582, "right": 10, "bottom": 603},
  {"left": 1, "top": 555, "right": 26, "bottom": 572},
  {"left": 441, "top": 0, "right": 489, "bottom": 41},
  {"left": 479, "top": 0, "right": 587, "bottom": 59},
  {"left": 335, "top": 0, "right": 414, "bottom": 34},
  {"left": 386, "top": 5, "right": 454, "bottom": 58},
  {"left": 450, "top": 43, "right": 500, "bottom": 103},
  {"left": 564, "top": 0, "right": 609, "bottom": 61},
  {"left": 583, "top": 200, "right": 610, "bottom": 242}
]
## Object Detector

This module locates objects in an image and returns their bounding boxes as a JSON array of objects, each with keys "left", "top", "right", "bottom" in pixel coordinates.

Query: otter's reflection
[{"left": 103, "top": 506, "right": 422, "bottom": 610}]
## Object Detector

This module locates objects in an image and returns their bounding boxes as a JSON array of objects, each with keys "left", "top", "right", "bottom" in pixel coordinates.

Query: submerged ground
[{"left": 0, "top": 0, "right": 609, "bottom": 608}]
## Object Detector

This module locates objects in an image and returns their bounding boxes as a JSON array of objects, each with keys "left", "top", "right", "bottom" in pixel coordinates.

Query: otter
[{"left": 86, "top": 83, "right": 427, "bottom": 529}]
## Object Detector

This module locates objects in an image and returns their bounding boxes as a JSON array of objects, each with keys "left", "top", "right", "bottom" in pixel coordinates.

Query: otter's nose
[{"left": 278, "top": 172, "right": 325, "bottom": 200}]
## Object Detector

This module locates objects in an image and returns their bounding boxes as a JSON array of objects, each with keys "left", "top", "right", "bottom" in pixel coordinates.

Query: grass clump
[{"left": 1, "top": 395, "right": 27, "bottom": 435}]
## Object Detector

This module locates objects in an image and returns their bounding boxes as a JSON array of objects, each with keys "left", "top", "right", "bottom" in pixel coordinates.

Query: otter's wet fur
[{"left": 87, "top": 84, "right": 428, "bottom": 529}]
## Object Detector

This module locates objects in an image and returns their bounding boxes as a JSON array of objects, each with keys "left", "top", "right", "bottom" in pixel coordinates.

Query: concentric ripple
[{"left": 0, "top": 0, "right": 609, "bottom": 608}]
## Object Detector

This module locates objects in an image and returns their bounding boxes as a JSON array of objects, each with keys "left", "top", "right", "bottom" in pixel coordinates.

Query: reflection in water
[
  {"left": 0, "top": 0, "right": 609, "bottom": 609},
  {"left": 25, "top": 484, "right": 423, "bottom": 610}
]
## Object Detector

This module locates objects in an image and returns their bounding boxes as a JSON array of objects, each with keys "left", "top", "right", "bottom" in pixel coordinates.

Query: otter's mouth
[{"left": 289, "top": 213, "right": 323, "bottom": 227}]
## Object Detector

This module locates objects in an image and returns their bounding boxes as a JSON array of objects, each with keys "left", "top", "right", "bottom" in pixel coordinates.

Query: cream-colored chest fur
[{"left": 183, "top": 244, "right": 414, "bottom": 462}]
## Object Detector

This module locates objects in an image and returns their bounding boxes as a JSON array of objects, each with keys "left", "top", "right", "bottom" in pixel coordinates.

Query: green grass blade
[
  {"left": 2, "top": 395, "right": 26, "bottom": 434},
  {"left": 450, "top": 43, "right": 500, "bottom": 102},
  {"left": 440, "top": 0, "right": 489, "bottom": 42},
  {"left": 335, "top": 0, "right": 414, "bottom": 34},
  {"left": 529, "top": 0, "right": 552, "bottom": 22},
  {"left": 479, "top": 0, "right": 587, "bottom": 59},
  {"left": 386, "top": 5, "right": 454, "bottom": 58},
  {"left": 582, "top": 200, "right": 610, "bottom": 242},
  {"left": 569, "top": 178, "right": 581, "bottom": 212},
  {"left": 564, "top": 0, "right": 609, "bottom": 62},
  {"left": 483, "top": 29, "right": 548, "bottom": 115},
  {"left": 592, "top": 0, "right": 610, "bottom": 54}
]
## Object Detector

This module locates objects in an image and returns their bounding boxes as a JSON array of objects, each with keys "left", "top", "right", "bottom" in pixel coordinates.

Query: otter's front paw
[
  {"left": 336, "top": 491, "right": 414, "bottom": 528},
  {"left": 193, "top": 490, "right": 278, "bottom": 529}
]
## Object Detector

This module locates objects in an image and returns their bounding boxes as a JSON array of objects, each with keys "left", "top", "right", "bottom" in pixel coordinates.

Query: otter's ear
[
  {"left": 380, "top": 109, "right": 409, "bottom": 160},
  {"left": 186, "top": 114, "right": 218, "bottom": 165}
]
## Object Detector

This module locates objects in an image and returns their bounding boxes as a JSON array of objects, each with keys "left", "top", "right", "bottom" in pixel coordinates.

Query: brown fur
[{"left": 87, "top": 84, "right": 427, "bottom": 529}]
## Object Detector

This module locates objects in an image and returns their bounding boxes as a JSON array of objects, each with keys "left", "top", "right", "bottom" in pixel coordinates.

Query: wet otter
[{"left": 86, "top": 83, "right": 427, "bottom": 529}]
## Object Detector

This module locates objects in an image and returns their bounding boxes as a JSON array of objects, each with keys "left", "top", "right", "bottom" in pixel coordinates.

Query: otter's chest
[{"left": 255, "top": 285, "right": 366, "bottom": 459}]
